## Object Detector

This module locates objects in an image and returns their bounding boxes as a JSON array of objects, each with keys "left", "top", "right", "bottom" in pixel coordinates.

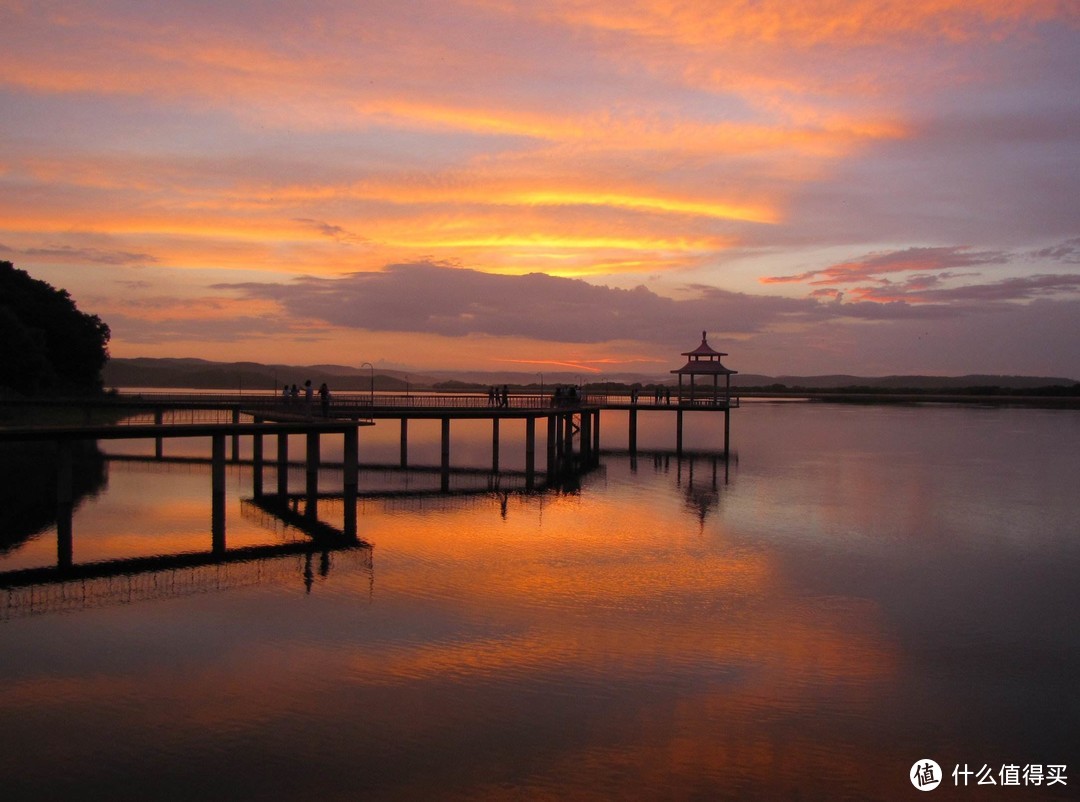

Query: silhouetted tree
[{"left": 0, "top": 261, "right": 111, "bottom": 395}]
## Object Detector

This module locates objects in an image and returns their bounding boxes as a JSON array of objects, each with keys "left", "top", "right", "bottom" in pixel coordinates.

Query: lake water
[{"left": 1, "top": 401, "right": 1077, "bottom": 800}]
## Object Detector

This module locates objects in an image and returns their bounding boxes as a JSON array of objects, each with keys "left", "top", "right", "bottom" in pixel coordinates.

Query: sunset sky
[{"left": 3, "top": 1, "right": 1079, "bottom": 378}]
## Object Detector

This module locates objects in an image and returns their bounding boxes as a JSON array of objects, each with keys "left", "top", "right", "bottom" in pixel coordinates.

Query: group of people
[
  {"left": 550, "top": 385, "right": 580, "bottom": 407},
  {"left": 487, "top": 385, "right": 510, "bottom": 407},
  {"left": 282, "top": 379, "right": 331, "bottom": 416}
]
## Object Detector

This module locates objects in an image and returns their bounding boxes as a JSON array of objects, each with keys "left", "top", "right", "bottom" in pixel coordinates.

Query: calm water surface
[{"left": 1, "top": 402, "right": 1077, "bottom": 800}]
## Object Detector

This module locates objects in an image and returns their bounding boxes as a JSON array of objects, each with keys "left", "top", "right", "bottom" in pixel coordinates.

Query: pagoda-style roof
[
  {"left": 671, "top": 331, "right": 737, "bottom": 375},
  {"left": 682, "top": 331, "right": 727, "bottom": 358}
]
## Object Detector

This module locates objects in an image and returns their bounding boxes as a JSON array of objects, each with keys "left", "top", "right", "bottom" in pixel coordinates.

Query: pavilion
[{"left": 671, "top": 331, "right": 737, "bottom": 406}]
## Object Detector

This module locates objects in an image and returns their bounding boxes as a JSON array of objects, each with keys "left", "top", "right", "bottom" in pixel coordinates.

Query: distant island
[{"left": 103, "top": 357, "right": 1079, "bottom": 400}]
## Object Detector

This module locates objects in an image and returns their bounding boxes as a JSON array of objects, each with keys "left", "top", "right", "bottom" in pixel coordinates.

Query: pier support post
[
  {"left": 154, "top": 410, "right": 164, "bottom": 459},
  {"left": 56, "top": 440, "right": 73, "bottom": 569},
  {"left": 628, "top": 408, "right": 638, "bottom": 454},
  {"left": 343, "top": 426, "right": 358, "bottom": 539},
  {"left": 212, "top": 434, "right": 226, "bottom": 554},
  {"left": 231, "top": 408, "right": 241, "bottom": 463},
  {"left": 546, "top": 415, "right": 557, "bottom": 476},
  {"left": 592, "top": 410, "right": 600, "bottom": 460},
  {"left": 441, "top": 417, "right": 451, "bottom": 492},
  {"left": 676, "top": 409, "right": 683, "bottom": 456},
  {"left": 252, "top": 419, "right": 264, "bottom": 499},
  {"left": 277, "top": 432, "right": 289, "bottom": 499},
  {"left": 492, "top": 417, "right": 500, "bottom": 473},
  {"left": 305, "top": 432, "right": 320, "bottom": 518},
  {"left": 563, "top": 413, "right": 573, "bottom": 461},
  {"left": 580, "top": 409, "right": 592, "bottom": 464},
  {"left": 724, "top": 408, "right": 730, "bottom": 455},
  {"left": 525, "top": 416, "right": 536, "bottom": 487},
  {"left": 400, "top": 419, "right": 409, "bottom": 468}
]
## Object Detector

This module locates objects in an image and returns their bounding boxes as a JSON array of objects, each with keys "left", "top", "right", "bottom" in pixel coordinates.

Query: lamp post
[{"left": 360, "top": 362, "right": 374, "bottom": 407}]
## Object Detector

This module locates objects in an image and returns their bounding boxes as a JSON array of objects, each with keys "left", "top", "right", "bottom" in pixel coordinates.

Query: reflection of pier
[
  {"left": 0, "top": 419, "right": 370, "bottom": 568},
  {"left": 0, "top": 420, "right": 373, "bottom": 621},
  {"left": 0, "top": 541, "right": 372, "bottom": 621},
  {"left": 604, "top": 447, "right": 736, "bottom": 525}
]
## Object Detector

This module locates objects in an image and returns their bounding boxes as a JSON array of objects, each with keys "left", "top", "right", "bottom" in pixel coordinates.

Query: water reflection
[
  {"left": 0, "top": 441, "right": 107, "bottom": 554},
  {"left": 0, "top": 404, "right": 1077, "bottom": 800}
]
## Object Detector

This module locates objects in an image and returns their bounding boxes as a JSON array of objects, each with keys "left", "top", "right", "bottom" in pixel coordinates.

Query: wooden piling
[
  {"left": 231, "top": 408, "right": 241, "bottom": 462},
  {"left": 277, "top": 432, "right": 289, "bottom": 498},
  {"left": 252, "top": 419, "right": 264, "bottom": 498},
  {"left": 441, "top": 417, "right": 451, "bottom": 491},
  {"left": 212, "top": 434, "right": 226, "bottom": 553},
  {"left": 56, "top": 440, "right": 73, "bottom": 569},
  {"left": 305, "top": 432, "right": 320, "bottom": 518},
  {"left": 525, "top": 416, "right": 535, "bottom": 483},
  {"left": 343, "top": 427, "right": 358, "bottom": 539}
]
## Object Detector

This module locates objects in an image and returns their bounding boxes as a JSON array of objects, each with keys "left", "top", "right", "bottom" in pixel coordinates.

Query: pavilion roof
[
  {"left": 682, "top": 331, "right": 728, "bottom": 357},
  {"left": 671, "top": 360, "right": 737, "bottom": 375}
]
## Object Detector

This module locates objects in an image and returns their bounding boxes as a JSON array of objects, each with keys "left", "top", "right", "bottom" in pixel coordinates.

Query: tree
[{"left": 0, "top": 261, "right": 111, "bottom": 395}]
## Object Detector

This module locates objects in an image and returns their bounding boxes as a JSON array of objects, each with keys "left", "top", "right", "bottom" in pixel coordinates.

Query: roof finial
[{"left": 701, "top": 330, "right": 707, "bottom": 342}]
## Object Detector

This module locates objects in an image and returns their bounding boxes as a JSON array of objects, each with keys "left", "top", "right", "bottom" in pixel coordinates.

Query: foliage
[{"left": 0, "top": 261, "right": 111, "bottom": 395}]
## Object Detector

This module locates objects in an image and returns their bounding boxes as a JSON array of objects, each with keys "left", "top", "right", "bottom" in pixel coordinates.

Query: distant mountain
[
  {"left": 104, "top": 357, "right": 1078, "bottom": 392},
  {"left": 103, "top": 357, "right": 418, "bottom": 391}
]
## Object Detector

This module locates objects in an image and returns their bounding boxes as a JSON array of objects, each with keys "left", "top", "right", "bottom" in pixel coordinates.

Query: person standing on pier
[{"left": 319, "top": 382, "right": 330, "bottom": 417}]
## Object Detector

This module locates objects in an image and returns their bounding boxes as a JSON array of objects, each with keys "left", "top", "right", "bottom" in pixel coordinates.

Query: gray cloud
[
  {"left": 293, "top": 218, "right": 367, "bottom": 244},
  {"left": 1032, "top": 238, "right": 1080, "bottom": 264},
  {"left": 0, "top": 243, "right": 157, "bottom": 266},
  {"left": 216, "top": 262, "right": 822, "bottom": 348}
]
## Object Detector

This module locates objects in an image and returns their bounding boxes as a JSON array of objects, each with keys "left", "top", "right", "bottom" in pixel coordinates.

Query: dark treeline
[{"left": 0, "top": 261, "right": 111, "bottom": 396}]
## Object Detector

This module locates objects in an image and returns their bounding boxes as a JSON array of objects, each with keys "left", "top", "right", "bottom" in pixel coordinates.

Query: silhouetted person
[
  {"left": 319, "top": 382, "right": 330, "bottom": 416},
  {"left": 501, "top": 385, "right": 509, "bottom": 407},
  {"left": 304, "top": 379, "right": 313, "bottom": 415}
]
